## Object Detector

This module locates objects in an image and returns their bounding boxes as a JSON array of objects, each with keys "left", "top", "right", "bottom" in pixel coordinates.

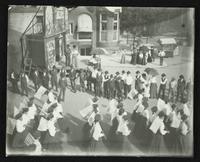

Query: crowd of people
[
  {"left": 119, "top": 41, "right": 167, "bottom": 66},
  {"left": 8, "top": 47, "right": 193, "bottom": 155}
]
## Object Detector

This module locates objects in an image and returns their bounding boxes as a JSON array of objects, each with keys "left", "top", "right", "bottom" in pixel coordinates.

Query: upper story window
[
  {"left": 69, "top": 23, "right": 73, "bottom": 34},
  {"left": 78, "top": 14, "right": 92, "bottom": 32},
  {"left": 114, "top": 13, "right": 118, "bottom": 21},
  {"left": 101, "top": 14, "right": 107, "bottom": 21}
]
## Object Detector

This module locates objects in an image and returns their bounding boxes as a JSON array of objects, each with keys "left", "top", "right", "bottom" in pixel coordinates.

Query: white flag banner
[
  {"left": 157, "top": 98, "right": 165, "bottom": 111},
  {"left": 34, "top": 86, "right": 47, "bottom": 100},
  {"left": 7, "top": 117, "right": 16, "bottom": 135},
  {"left": 13, "top": 106, "right": 20, "bottom": 118}
]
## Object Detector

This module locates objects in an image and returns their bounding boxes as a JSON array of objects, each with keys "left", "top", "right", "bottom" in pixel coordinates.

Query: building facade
[
  {"left": 8, "top": 6, "right": 69, "bottom": 71},
  {"left": 68, "top": 6, "right": 120, "bottom": 56}
]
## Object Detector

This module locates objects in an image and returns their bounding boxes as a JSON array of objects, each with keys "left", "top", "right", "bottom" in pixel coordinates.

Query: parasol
[
  {"left": 144, "top": 68, "right": 159, "bottom": 77},
  {"left": 139, "top": 45, "right": 149, "bottom": 53}
]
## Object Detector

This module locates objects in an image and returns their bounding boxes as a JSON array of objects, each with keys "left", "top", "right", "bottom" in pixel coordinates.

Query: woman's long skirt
[
  {"left": 149, "top": 133, "right": 168, "bottom": 155},
  {"left": 150, "top": 83, "right": 157, "bottom": 99}
]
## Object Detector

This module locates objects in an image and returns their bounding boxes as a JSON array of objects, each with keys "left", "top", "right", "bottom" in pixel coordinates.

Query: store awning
[{"left": 158, "top": 38, "right": 177, "bottom": 45}]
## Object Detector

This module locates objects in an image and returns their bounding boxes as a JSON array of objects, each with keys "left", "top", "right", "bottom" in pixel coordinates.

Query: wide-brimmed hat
[
  {"left": 94, "top": 114, "right": 101, "bottom": 121},
  {"left": 161, "top": 73, "right": 166, "bottom": 77},
  {"left": 117, "top": 103, "right": 123, "bottom": 108},
  {"left": 92, "top": 97, "right": 99, "bottom": 103}
]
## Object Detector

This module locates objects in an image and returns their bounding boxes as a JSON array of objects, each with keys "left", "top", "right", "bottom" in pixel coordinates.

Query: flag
[
  {"left": 34, "top": 86, "right": 47, "bottom": 100},
  {"left": 24, "top": 133, "right": 35, "bottom": 146},
  {"left": 13, "top": 106, "right": 19, "bottom": 118}
]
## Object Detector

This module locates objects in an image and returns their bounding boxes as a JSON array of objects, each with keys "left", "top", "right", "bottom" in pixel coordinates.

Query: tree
[{"left": 120, "top": 7, "right": 186, "bottom": 43}]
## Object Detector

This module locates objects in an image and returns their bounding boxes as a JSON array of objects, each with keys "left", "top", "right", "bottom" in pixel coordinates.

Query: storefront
[{"left": 22, "top": 6, "right": 69, "bottom": 70}]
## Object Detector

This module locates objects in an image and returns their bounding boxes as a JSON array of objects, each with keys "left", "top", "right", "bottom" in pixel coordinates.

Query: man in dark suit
[
  {"left": 10, "top": 70, "right": 20, "bottom": 93},
  {"left": 59, "top": 73, "right": 67, "bottom": 101},
  {"left": 42, "top": 69, "right": 49, "bottom": 90},
  {"left": 50, "top": 66, "right": 58, "bottom": 91},
  {"left": 20, "top": 71, "right": 29, "bottom": 96},
  {"left": 33, "top": 68, "right": 40, "bottom": 92},
  {"left": 65, "top": 44, "right": 71, "bottom": 67},
  {"left": 69, "top": 66, "right": 77, "bottom": 93},
  {"left": 176, "top": 75, "right": 186, "bottom": 103}
]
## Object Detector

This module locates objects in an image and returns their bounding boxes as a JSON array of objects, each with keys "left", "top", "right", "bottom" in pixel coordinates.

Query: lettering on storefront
[{"left": 46, "top": 40, "right": 55, "bottom": 69}]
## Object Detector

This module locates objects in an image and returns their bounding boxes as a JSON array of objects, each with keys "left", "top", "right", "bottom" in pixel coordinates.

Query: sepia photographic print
[{"left": 6, "top": 6, "right": 194, "bottom": 156}]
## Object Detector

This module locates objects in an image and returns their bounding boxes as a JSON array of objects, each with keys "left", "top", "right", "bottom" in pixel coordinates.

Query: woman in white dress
[
  {"left": 149, "top": 111, "right": 169, "bottom": 155},
  {"left": 71, "top": 45, "right": 79, "bottom": 69}
]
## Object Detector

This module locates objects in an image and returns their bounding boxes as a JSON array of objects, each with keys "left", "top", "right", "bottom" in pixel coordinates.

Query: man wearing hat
[
  {"left": 33, "top": 68, "right": 41, "bottom": 92},
  {"left": 125, "top": 71, "right": 133, "bottom": 98},
  {"left": 158, "top": 73, "right": 167, "bottom": 100},
  {"left": 42, "top": 69, "right": 50, "bottom": 90},
  {"left": 50, "top": 66, "right": 58, "bottom": 91},
  {"left": 168, "top": 77, "right": 177, "bottom": 103},
  {"left": 121, "top": 71, "right": 127, "bottom": 98},
  {"left": 176, "top": 75, "right": 186, "bottom": 103},
  {"left": 20, "top": 71, "right": 29, "bottom": 96},
  {"left": 135, "top": 71, "right": 141, "bottom": 92},
  {"left": 69, "top": 66, "right": 77, "bottom": 93},
  {"left": 65, "top": 44, "right": 71, "bottom": 67},
  {"left": 103, "top": 71, "right": 110, "bottom": 99}
]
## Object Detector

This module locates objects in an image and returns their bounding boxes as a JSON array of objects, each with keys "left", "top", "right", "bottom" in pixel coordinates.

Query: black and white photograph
[{"left": 6, "top": 6, "right": 194, "bottom": 156}]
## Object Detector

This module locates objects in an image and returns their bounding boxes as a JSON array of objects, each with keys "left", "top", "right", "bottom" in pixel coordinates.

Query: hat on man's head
[
  {"left": 136, "top": 71, "right": 140, "bottom": 74},
  {"left": 161, "top": 73, "right": 166, "bottom": 77},
  {"left": 93, "top": 103, "right": 98, "bottom": 108},
  {"left": 94, "top": 114, "right": 101, "bottom": 122},
  {"left": 116, "top": 72, "right": 120, "bottom": 75},
  {"left": 92, "top": 97, "right": 99, "bottom": 103},
  {"left": 105, "top": 71, "right": 109, "bottom": 74},
  {"left": 117, "top": 103, "right": 123, "bottom": 108},
  {"left": 127, "top": 71, "right": 131, "bottom": 74}
]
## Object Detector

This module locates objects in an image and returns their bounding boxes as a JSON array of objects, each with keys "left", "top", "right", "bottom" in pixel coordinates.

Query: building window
[
  {"left": 78, "top": 32, "right": 92, "bottom": 40},
  {"left": 100, "top": 14, "right": 108, "bottom": 42},
  {"left": 101, "top": 14, "right": 107, "bottom": 21},
  {"left": 101, "top": 22, "right": 107, "bottom": 30},
  {"left": 114, "top": 13, "right": 118, "bottom": 21},
  {"left": 113, "top": 13, "right": 119, "bottom": 41},
  {"left": 113, "top": 22, "right": 117, "bottom": 30},
  {"left": 69, "top": 23, "right": 73, "bottom": 34}
]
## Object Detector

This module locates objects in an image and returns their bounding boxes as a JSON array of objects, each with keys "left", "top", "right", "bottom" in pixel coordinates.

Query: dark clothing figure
[
  {"left": 96, "top": 73, "right": 103, "bottom": 97},
  {"left": 135, "top": 74, "right": 141, "bottom": 92},
  {"left": 59, "top": 76, "right": 67, "bottom": 101},
  {"left": 50, "top": 69, "right": 58, "bottom": 91},
  {"left": 103, "top": 74, "right": 110, "bottom": 99},
  {"left": 176, "top": 78, "right": 186, "bottom": 103},
  {"left": 158, "top": 77, "right": 167, "bottom": 100},
  {"left": 65, "top": 47, "right": 71, "bottom": 67},
  {"left": 69, "top": 68, "right": 77, "bottom": 93},
  {"left": 185, "top": 81, "right": 192, "bottom": 102},
  {"left": 86, "top": 70, "right": 92, "bottom": 92},
  {"left": 80, "top": 70, "right": 86, "bottom": 92},
  {"left": 109, "top": 78, "right": 116, "bottom": 99},
  {"left": 42, "top": 71, "right": 49, "bottom": 90},
  {"left": 10, "top": 71, "right": 20, "bottom": 93},
  {"left": 116, "top": 77, "right": 123, "bottom": 99},
  {"left": 33, "top": 70, "right": 40, "bottom": 92},
  {"left": 20, "top": 73, "right": 29, "bottom": 96},
  {"left": 107, "top": 117, "right": 119, "bottom": 151}
]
